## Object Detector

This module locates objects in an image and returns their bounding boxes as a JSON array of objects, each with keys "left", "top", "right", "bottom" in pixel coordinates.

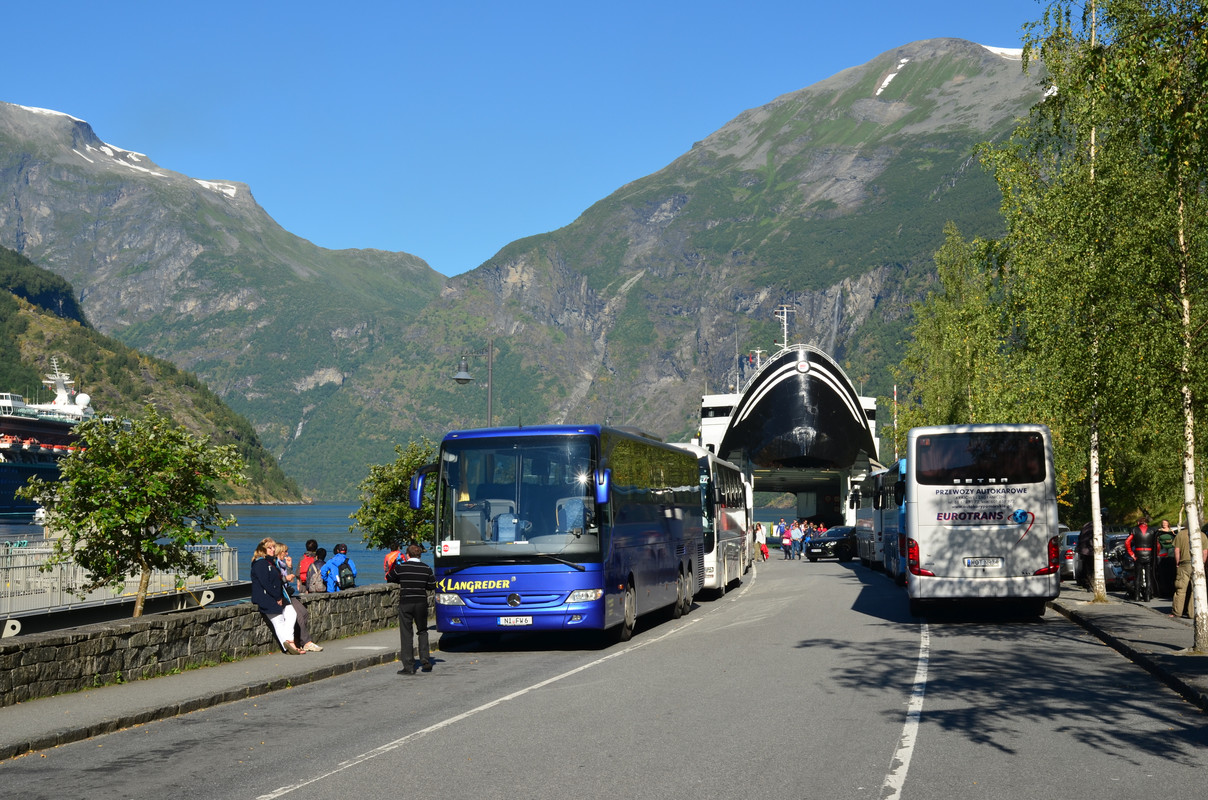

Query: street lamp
[{"left": 452, "top": 337, "right": 493, "bottom": 427}]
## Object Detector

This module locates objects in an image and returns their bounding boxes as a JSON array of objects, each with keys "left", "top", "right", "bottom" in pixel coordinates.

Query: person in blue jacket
[{"left": 320, "top": 543, "right": 358, "bottom": 592}]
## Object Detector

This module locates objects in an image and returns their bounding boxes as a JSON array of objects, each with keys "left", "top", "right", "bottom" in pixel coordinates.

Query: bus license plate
[
  {"left": 965, "top": 557, "right": 1003, "bottom": 568},
  {"left": 498, "top": 616, "right": 533, "bottom": 626}
]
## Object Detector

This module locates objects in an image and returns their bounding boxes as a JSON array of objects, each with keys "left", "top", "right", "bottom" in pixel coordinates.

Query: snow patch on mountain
[
  {"left": 195, "top": 180, "right": 238, "bottom": 198},
  {"left": 17, "top": 104, "right": 84, "bottom": 123},
  {"left": 876, "top": 58, "right": 911, "bottom": 96},
  {"left": 980, "top": 45, "right": 1023, "bottom": 59}
]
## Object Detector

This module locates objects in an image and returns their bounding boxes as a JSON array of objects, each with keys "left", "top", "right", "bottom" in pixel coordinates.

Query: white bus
[
  {"left": 877, "top": 459, "right": 907, "bottom": 586},
  {"left": 903, "top": 424, "right": 1060, "bottom": 616},
  {"left": 677, "top": 443, "right": 752, "bottom": 596}
]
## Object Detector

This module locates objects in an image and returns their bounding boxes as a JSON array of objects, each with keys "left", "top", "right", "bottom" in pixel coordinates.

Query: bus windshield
[
  {"left": 436, "top": 435, "right": 600, "bottom": 562},
  {"left": 915, "top": 430, "right": 1047, "bottom": 486}
]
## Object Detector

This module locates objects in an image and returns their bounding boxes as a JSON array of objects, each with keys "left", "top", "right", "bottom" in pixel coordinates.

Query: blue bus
[{"left": 410, "top": 425, "right": 705, "bottom": 641}]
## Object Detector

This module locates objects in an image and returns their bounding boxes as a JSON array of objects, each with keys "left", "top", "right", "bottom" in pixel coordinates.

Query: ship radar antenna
[{"left": 773, "top": 305, "right": 796, "bottom": 351}]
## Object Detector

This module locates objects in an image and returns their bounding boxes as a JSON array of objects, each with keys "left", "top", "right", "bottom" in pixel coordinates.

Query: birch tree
[{"left": 1093, "top": 0, "right": 1208, "bottom": 650}]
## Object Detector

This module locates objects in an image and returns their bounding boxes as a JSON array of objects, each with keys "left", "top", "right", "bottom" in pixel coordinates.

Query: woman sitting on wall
[
  {"left": 251, "top": 537, "right": 304, "bottom": 655},
  {"left": 274, "top": 542, "right": 322, "bottom": 652}
]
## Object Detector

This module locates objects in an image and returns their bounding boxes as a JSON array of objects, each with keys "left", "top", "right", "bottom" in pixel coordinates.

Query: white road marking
[{"left": 881, "top": 622, "right": 930, "bottom": 799}]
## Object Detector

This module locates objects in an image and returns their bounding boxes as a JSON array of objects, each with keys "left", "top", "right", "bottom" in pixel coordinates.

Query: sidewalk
[
  {"left": 0, "top": 626, "right": 404, "bottom": 761},
  {"left": 1049, "top": 583, "right": 1208, "bottom": 713},
  {"left": 3, "top": 587, "right": 1207, "bottom": 761}
]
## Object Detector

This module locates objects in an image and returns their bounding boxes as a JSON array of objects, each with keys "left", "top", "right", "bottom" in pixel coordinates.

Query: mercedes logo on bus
[{"left": 507, "top": 593, "right": 522, "bottom": 607}]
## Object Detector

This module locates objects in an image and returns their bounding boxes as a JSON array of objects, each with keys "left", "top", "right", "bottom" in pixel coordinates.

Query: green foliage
[
  {"left": 17, "top": 405, "right": 247, "bottom": 617},
  {"left": 0, "top": 246, "right": 86, "bottom": 323},
  {"left": 349, "top": 438, "right": 437, "bottom": 551},
  {"left": 896, "top": 2, "right": 1208, "bottom": 536},
  {"left": 893, "top": 224, "right": 1018, "bottom": 452}
]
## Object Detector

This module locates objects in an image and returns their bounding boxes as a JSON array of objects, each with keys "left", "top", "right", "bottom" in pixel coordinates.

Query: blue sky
[{"left": 6, "top": 1, "right": 1045, "bottom": 277}]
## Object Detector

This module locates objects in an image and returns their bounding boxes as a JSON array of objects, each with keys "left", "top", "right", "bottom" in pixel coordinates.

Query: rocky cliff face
[
  {"left": 416, "top": 39, "right": 1041, "bottom": 439},
  {"left": 0, "top": 39, "right": 1043, "bottom": 497}
]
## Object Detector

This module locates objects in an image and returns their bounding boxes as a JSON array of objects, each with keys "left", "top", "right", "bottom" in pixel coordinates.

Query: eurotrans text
[{"left": 936, "top": 511, "right": 1007, "bottom": 522}]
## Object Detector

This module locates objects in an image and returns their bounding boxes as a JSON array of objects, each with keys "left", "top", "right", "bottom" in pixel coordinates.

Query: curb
[
  {"left": 1048, "top": 599, "right": 1208, "bottom": 713},
  {"left": 0, "top": 649, "right": 400, "bottom": 762}
]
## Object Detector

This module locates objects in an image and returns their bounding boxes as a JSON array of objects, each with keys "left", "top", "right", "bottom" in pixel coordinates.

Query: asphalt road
[{"left": 2, "top": 558, "right": 1206, "bottom": 799}]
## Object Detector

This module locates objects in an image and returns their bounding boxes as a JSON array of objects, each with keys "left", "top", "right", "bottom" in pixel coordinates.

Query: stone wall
[{"left": 0, "top": 584, "right": 400, "bottom": 707}]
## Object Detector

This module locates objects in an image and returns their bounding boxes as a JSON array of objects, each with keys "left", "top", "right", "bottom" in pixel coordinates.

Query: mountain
[
  {"left": 1, "top": 247, "right": 302, "bottom": 503},
  {"left": 391, "top": 39, "right": 1044, "bottom": 439},
  {"left": 0, "top": 39, "right": 1043, "bottom": 498},
  {"left": 0, "top": 102, "right": 446, "bottom": 497}
]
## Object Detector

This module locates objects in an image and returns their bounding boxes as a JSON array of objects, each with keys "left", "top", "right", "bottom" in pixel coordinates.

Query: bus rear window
[{"left": 914, "top": 431, "right": 1046, "bottom": 485}]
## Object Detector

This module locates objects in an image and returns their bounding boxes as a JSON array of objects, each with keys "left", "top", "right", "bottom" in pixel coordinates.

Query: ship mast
[{"left": 773, "top": 305, "right": 796, "bottom": 350}]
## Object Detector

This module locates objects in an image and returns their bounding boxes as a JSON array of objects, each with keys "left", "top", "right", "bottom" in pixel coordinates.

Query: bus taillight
[
  {"left": 1034, "top": 535, "right": 1061, "bottom": 576},
  {"left": 906, "top": 538, "right": 934, "bottom": 577}
]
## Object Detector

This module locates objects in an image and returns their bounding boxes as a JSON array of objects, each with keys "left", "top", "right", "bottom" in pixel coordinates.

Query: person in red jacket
[
  {"left": 1125, "top": 517, "right": 1157, "bottom": 601},
  {"left": 297, "top": 539, "right": 320, "bottom": 594}
]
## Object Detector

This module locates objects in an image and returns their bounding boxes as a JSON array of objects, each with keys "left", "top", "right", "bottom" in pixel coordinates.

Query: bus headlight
[
  {"left": 567, "top": 589, "right": 604, "bottom": 603},
  {"left": 436, "top": 593, "right": 465, "bottom": 606}
]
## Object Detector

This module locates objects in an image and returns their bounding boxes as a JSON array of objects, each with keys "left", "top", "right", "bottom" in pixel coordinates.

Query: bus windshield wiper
[
  {"left": 442, "top": 561, "right": 498, "bottom": 575},
  {"left": 530, "top": 553, "right": 586, "bottom": 571}
]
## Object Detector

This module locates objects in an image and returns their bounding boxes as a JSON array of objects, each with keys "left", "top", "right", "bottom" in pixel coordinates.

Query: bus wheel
[
  {"left": 616, "top": 583, "right": 636, "bottom": 641},
  {"left": 672, "top": 571, "right": 685, "bottom": 619},
  {"left": 680, "top": 570, "right": 693, "bottom": 616}
]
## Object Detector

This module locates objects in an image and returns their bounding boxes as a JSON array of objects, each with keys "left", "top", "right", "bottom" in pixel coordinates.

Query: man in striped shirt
[{"left": 386, "top": 543, "right": 437, "bottom": 674}]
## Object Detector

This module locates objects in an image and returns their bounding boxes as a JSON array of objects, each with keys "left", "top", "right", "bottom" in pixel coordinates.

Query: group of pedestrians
[
  {"left": 250, "top": 537, "right": 325, "bottom": 655},
  {"left": 769, "top": 517, "right": 825, "bottom": 560},
  {"left": 249, "top": 538, "right": 361, "bottom": 655},
  {"left": 250, "top": 535, "right": 438, "bottom": 674},
  {"left": 1076, "top": 515, "right": 1208, "bottom": 619}
]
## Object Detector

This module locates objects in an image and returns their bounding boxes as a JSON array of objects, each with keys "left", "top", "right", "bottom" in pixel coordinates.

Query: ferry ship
[{"left": 0, "top": 359, "right": 95, "bottom": 520}]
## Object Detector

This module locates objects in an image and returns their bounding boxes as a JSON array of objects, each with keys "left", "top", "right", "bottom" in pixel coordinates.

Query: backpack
[
  {"left": 307, "top": 560, "right": 327, "bottom": 593},
  {"left": 337, "top": 559, "right": 356, "bottom": 590}
]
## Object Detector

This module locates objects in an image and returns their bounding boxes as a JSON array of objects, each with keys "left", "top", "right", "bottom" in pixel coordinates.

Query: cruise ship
[{"left": 0, "top": 359, "right": 95, "bottom": 519}]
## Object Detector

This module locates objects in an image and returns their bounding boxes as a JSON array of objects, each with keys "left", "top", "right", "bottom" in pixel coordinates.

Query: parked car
[
  {"left": 804, "top": 526, "right": 858, "bottom": 562},
  {"left": 1058, "top": 526, "right": 1078, "bottom": 580}
]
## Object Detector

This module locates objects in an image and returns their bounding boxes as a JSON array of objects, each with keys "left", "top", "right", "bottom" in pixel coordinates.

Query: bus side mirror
[
  {"left": 594, "top": 468, "right": 611, "bottom": 506},
  {"left": 893, "top": 482, "right": 905, "bottom": 506},
  {"left": 409, "top": 463, "right": 437, "bottom": 510}
]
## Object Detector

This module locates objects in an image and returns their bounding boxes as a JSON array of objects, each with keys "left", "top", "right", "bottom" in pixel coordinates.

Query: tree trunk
[
  {"left": 1176, "top": 181, "right": 1208, "bottom": 652},
  {"left": 1089, "top": 417, "right": 1107, "bottom": 602},
  {"left": 133, "top": 567, "right": 151, "bottom": 618}
]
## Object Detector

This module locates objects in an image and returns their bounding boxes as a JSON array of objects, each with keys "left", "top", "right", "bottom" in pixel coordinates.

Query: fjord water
[
  {"left": 218, "top": 504, "right": 388, "bottom": 582},
  {"left": 2, "top": 504, "right": 405, "bottom": 584}
]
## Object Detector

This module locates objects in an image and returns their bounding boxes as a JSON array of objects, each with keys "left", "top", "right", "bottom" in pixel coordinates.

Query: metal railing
[{"left": 0, "top": 542, "right": 239, "bottom": 617}]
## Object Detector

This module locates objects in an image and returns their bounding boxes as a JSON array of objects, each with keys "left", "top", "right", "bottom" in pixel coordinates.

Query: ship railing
[{"left": 0, "top": 542, "right": 239, "bottom": 617}]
